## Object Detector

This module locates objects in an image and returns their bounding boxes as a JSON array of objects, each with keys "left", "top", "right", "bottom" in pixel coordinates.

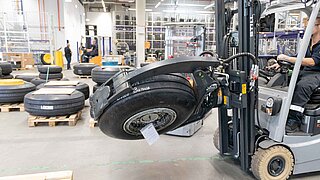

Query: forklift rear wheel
[
  {"left": 98, "top": 80, "right": 196, "bottom": 140},
  {"left": 213, "top": 128, "right": 220, "bottom": 151},
  {"left": 251, "top": 146, "right": 294, "bottom": 180}
]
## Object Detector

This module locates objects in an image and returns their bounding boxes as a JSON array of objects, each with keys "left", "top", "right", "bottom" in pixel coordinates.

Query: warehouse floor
[{"left": 0, "top": 68, "right": 320, "bottom": 179}]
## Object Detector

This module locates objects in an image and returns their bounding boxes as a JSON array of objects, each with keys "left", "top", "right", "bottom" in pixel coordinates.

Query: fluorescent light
[
  {"left": 85, "top": 18, "right": 90, "bottom": 21},
  {"left": 75, "top": 4, "right": 78, "bottom": 8},
  {"left": 128, "top": 0, "right": 134, "bottom": 2},
  {"left": 155, "top": 2, "right": 161, "bottom": 8},
  {"left": 204, "top": 3, "right": 214, "bottom": 9},
  {"left": 128, "top": 8, "right": 152, "bottom": 12},
  {"left": 162, "top": 9, "right": 214, "bottom": 14},
  {"left": 176, "top": 4, "right": 206, "bottom": 7},
  {"left": 195, "top": 11, "right": 214, "bottom": 14},
  {"left": 65, "top": 0, "right": 72, "bottom": 2},
  {"left": 101, "top": 0, "right": 106, "bottom": 12}
]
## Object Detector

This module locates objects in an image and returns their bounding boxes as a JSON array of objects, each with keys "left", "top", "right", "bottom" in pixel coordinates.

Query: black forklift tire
[
  {"left": 39, "top": 73, "right": 63, "bottom": 80},
  {"left": 37, "top": 65, "right": 62, "bottom": 74},
  {"left": 24, "top": 90, "right": 85, "bottom": 116},
  {"left": 213, "top": 128, "right": 220, "bottom": 151},
  {"left": 251, "top": 146, "right": 294, "bottom": 180},
  {"left": 0, "top": 62, "right": 13, "bottom": 75},
  {"left": 36, "top": 82, "right": 90, "bottom": 100},
  {"left": 91, "top": 66, "right": 120, "bottom": 84},
  {"left": 31, "top": 78, "right": 69, "bottom": 86},
  {"left": 0, "top": 74, "right": 14, "bottom": 79},
  {"left": 73, "top": 64, "right": 98, "bottom": 75},
  {"left": 0, "top": 81, "right": 36, "bottom": 103},
  {"left": 98, "top": 80, "right": 196, "bottom": 140},
  {"left": 93, "top": 84, "right": 100, "bottom": 93},
  {"left": 15, "top": 74, "right": 39, "bottom": 82}
]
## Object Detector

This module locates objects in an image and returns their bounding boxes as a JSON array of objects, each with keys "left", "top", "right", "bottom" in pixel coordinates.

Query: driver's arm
[{"left": 278, "top": 54, "right": 316, "bottom": 66}]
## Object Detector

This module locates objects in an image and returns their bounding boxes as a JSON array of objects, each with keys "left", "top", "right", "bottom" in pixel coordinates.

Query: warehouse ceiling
[{"left": 81, "top": 0, "right": 215, "bottom": 13}]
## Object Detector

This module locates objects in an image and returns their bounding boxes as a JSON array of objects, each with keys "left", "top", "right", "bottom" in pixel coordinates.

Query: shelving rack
[
  {"left": 0, "top": 11, "right": 54, "bottom": 54},
  {"left": 112, "top": 11, "right": 215, "bottom": 57}
]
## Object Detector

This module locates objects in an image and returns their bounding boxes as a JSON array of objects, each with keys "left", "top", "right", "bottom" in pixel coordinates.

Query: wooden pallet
[
  {"left": 89, "top": 118, "right": 97, "bottom": 128},
  {"left": 0, "top": 103, "right": 24, "bottom": 112},
  {"left": 76, "top": 75, "right": 91, "bottom": 79},
  {"left": 0, "top": 170, "right": 73, "bottom": 180},
  {"left": 28, "top": 111, "right": 82, "bottom": 127}
]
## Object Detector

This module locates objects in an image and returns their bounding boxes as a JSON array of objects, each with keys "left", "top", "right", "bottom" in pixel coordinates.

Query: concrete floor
[{"left": 0, "top": 68, "right": 320, "bottom": 179}]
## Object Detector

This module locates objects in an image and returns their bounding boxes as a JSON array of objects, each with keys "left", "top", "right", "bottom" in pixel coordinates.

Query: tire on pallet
[
  {"left": 40, "top": 53, "right": 51, "bottom": 65},
  {"left": 31, "top": 77, "right": 69, "bottom": 86},
  {"left": 39, "top": 73, "right": 63, "bottom": 80},
  {"left": 73, "top": 63, "right": 98, "bottom": 76},
  {"left": 93, "top": 84, "right": 100, "bottom": 93},
  {"left": 0, "top": 74, "right": 14, "bottom": 79},
  {"left": 0, "top": 62, "right": 13, "bottom": 75},
  {"left": 91, "top": 66, "right": 120, "bottom": 84},
  {"left": 140, "top": 62, "right": 150, "bottom": 67},
  {"left": 0, "top": 80, "right": 36, "bottom": 103},
  {"left": 15, "top": 74, "right": 39, "bottom": 82},
  {"left": 251, "top": 146, "right": 294, "bottom": 180},
  {"left": 24, "top": 90, "right": 85, "bottom": 116},
  {"left": 37, "top": 65, "right": 62, "bottom": 74},
  {"left": 36, "top": 82, "right": 90, "bottom": 100},
  {"left": 98, "top": 74, "right": 196, "bottom": 140}
]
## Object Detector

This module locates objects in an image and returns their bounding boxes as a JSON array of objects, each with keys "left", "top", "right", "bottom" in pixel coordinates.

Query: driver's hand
[
  {"left": 277, "top": 54, "right": 290, "bottom": 61},
  {"left": 267, "top": 63, "right": 280, "bottom": 70}
]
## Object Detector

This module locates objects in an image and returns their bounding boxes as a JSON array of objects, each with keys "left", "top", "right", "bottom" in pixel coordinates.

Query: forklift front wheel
[
  {"left": 251, "top": 146, "right": 294, "bottom": 180},
  {"left": 213, "top": 128, "right": 220, "bottom": 151}
]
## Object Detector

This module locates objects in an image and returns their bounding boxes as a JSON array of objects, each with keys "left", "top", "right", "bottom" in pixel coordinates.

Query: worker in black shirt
[
  {"left": 86, "top": 39, "right": 99, "bottom": 57},
  {"left": 270, "top": 17, "right": 320, "bottom": 132},
  {"left": 64, "top": 43, "right": 72, "bottom": 70}
]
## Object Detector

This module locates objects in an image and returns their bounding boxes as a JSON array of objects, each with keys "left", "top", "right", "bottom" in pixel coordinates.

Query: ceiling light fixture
[
  {"left": 101, "top": 0, "right": 106, "bottom": 12},
  {"left": 204, "top": 3, "right": 214, "bottom": 9},
  {"left": 128, "top": 8, "right": 152, "bottom": 12},
  {"left": 155, "top": 2, "right": 161, "bottom": 8}
]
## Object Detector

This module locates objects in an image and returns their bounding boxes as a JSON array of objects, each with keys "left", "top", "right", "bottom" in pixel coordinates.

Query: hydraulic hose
[{"left": 221, "top": 52, "right": 258, "bottom": 65}]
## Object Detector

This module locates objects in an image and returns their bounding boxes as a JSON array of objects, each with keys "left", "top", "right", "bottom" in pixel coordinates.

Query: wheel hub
[
  {"left": 268, "top": 156, "right": 285, "bottom": 177},
  {"left": 123, "top": 108, "right": 177, "bottom": 136}
]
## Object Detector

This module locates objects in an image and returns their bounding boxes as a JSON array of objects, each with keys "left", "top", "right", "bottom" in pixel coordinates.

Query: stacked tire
[
  {"left": 91, "top": 66, "right": 121, "bottom": 93},
  {"left": 28, "top": 65, "right": 64, "bottom": 86},
  {"left": 24, "top": 90, "right": 85, "bottom": 116},
  {"left": 36, "top": 82, "right": 90, "bottom": 100},
  {"left": 0, "top": 62, "right": 13, "bottom": 79},
  {"left": 37, "top": 65, "right": 63, "bottom": 80},
  {"left": 0, "top": 79, "right": 36, "bottom": 103},
  {"left": 73, "top": 63, "right": 98, "bottom": 76}
]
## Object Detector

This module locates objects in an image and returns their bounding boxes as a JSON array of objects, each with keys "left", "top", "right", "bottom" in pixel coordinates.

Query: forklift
[{"left": 90, "top": 0, "right": 320, "bottom": 179}]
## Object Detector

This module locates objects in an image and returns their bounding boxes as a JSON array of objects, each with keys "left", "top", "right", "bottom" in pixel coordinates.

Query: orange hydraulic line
[
  {"left": 38, "top": 0, "right": 43, "bottom": 39},
  {"left": 57, "top": 0, "right": 61, "bottom": 31},
  {"left": 42, "top": 0, "right": 47, "bottom": 39}
]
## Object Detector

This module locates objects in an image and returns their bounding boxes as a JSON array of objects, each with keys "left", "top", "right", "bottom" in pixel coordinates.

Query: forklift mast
[{"left": 215, "top": 0, "right": 259, "bottom": 172}]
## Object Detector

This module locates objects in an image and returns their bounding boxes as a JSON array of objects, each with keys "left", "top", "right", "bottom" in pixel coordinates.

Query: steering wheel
[
  {"left": 277, "top": 60, "right": 294, "bottom": 67},
  {"left": 199, "top": 51, "right": 214, "bottom": 57}
]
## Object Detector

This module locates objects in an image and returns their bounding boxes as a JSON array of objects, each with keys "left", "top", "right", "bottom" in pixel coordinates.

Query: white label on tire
[
  {"left": 41, "top": 105, "right": 54, "bottom": 110},
  {"left": 140, "top": 123, "right": 160, "bottom": 145}
]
